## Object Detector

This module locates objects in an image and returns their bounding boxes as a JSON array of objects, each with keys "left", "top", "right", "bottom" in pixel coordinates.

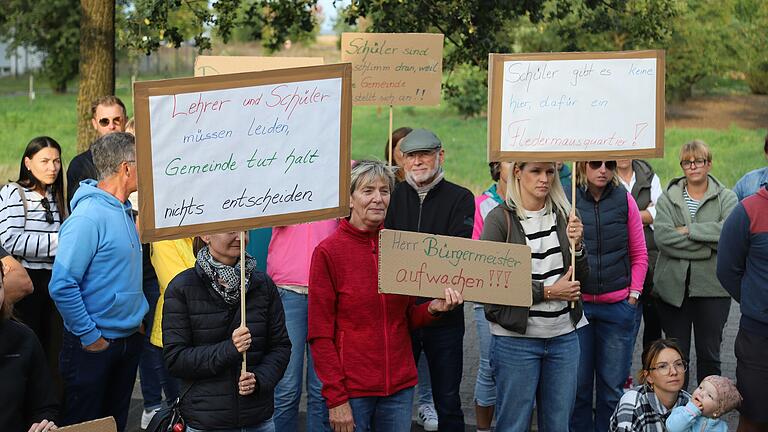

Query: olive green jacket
[{"left": 652, "top": 175, "right": 737, "bottom": 307}]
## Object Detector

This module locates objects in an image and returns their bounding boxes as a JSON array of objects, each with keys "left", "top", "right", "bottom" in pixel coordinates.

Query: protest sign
[
  {"left": 133, "top": 63, "right": 352, "bottom": 242},
  {"left": 341, "top": 33, "right": 444, "bottom": 106},
  {"left": 194, "top": 56, "right": 324, "bottom": 77},
  {"left": 379, "top": 229, "right": 533, "bottom": 306},
  {"left": 488, "top": 50, "right": 665, "bottom": 161},
  {"left": 58, "top": 417, "right": 116, "bottom": 432}
]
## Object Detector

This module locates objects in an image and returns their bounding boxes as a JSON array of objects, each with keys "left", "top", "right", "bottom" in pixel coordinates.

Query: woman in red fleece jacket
[{"left": 308, "top": 160, "right": 463, "bottom": 432}]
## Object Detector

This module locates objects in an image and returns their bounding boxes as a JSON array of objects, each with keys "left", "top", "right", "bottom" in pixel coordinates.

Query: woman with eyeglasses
[
  {"left": 572, "top": 160, "right": 649, "bottom": 432},
  {"left": 609, "top": 339, "right": 691, "bottom": 431},
  {"left": 652, "top": 140, "right": 737, "bottom": 390},
  {"left": 0, "top": 136, "right": 68, "bottom": 370}
]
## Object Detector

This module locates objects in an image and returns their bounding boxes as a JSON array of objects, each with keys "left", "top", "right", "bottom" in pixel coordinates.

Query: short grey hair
[
  {"left": 350, "top": 160, "right": 396, "bottom": 195},
  {"left": 91, "top": 132, "right": 136, "bottom": 180}
]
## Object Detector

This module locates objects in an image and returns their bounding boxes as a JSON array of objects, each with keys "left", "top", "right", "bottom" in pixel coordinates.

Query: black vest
[{"left": 577, "top": 182, "right": 631, "bottom": 295}]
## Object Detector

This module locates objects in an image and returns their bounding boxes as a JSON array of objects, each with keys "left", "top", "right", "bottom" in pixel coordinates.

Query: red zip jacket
[{"left": 308, "top": 219, "right": 436, "bottom": 408}]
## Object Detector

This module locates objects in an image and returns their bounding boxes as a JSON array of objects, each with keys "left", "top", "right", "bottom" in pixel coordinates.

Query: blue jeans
[
  {"left": 186, "top": 419, "right": 275, "bottom": 432},
  {"left": 59, "top": 330, "right": 143, "bottom": 432},
  {"left": 572, "top": 300, "right": 637, "bottom": 432},
  {"left": 626, "top": 302, "right": 643, "bottom": 373},
  {"left": 416, "top": 354, "right": 434, "bottom": 406},
  {"left": 348, "top": 387, "right": 414, "bottom": 432},
  {"left": 273, "top": 289, "right": 329, "bottom": 432},
  {"left": 473, "top": 303, "right": 496, "bottom": 407},
  {"left": 139, "top": 276, "right": 179, "bottom": 410},
  {"left": 412, "top": 323, "right": 465, "bottom": 431},
  {"left": 491, "top": 332, "right": 579, "bottom": 432}
]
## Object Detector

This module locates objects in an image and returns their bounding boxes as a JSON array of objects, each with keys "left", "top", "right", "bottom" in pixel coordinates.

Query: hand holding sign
[
  {"left": 427, "top": 288, "right": 465, "bottom": 315},
  {"left": 546, "top": 267, "right": 581, "bottom": 302}
]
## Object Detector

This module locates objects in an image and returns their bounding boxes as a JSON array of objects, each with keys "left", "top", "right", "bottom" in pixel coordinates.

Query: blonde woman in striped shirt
[{"left": 0, "top": 136, "right": 67, "bottom": 362}]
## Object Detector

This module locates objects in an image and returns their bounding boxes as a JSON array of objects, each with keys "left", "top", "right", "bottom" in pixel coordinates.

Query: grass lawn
[{"left": 1, "top": 90, "right": 765, "bottom": 193}]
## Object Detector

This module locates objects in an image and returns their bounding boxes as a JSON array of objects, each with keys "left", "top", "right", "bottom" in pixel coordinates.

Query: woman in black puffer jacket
[{"left": 163, "top": 232, "right": 291, "bottom": 432}]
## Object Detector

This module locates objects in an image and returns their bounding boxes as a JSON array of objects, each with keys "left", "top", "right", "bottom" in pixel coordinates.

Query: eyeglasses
[
  {"left": 648, "top": 360, "right": 687, "bottom": 375},
  {"left": 404, "top": 150, "right": 439, "bottom": 161},
  {"left": 40, "top": 197, "right": 54, "bottom": 224},
  {"left": 588, "top": 161, "right": 617, "bottom": 171},
  {"left": 680, "top": 159, "right": 707, "bottom": 170},
  {"left": 98, "top": 117, "right": 123, "bottom": 127}
]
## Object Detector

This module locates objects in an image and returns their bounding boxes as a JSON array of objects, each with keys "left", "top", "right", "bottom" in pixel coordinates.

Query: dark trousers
[
  {"left": 59, "top": 330, "right": 143, "bottom": 432},
  {"left": 139, "top": 276, "right": 179, "bottom": 410},
  {"left": 412, "top": 323, "right": 465, "bottom": 432},
  {"left": 657, "top": 296, "right": 731, "bottom": 388},
  {"left": 641, "top": 297, "right": 663, "bottom": 350},
  {"left": 14, "top": 268, "right": 63, "bottom": 393}
]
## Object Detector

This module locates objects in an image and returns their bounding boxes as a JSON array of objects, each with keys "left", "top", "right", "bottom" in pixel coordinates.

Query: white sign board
[
  {"left": 133, "top": 64, "right": 352, "bottom": 241},
  {"left": 488, "top": 50, "right": 665, "bottom": 161}
]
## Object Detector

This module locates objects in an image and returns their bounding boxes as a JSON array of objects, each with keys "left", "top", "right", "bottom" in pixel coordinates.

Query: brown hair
[
  {"left": 192, "top": 237, "right": 206, "bottom": 256},
  {"left": 638, "top": 339, "right": 685, "bottom": 384},
  {"left": 574, "top": 161, "right": 621, "bottom": 188},
  {"left": 90, "top": 96, "right": 127, "bottom": 119},
  {"left": 679, "top": 139, "right": 712, "bottom": 163}
]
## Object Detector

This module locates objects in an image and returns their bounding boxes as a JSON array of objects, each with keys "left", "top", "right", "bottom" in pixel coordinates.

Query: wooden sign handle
[
  {"left": 240, "top": 231, "right": 247, "bottom": 374},
  {"left": 570, "top": 161, "right": 577, "bottom": 309}
]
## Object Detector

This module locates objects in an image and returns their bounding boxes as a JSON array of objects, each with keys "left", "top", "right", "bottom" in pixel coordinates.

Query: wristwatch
[{"left": 629, "top": 291, "right": 640, "bottom": 300}]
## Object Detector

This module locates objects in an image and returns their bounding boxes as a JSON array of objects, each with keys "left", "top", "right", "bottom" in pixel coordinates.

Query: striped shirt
[
  {"left": 682, "top": 187, "right": 700, "bottom": 220},
  {"left": 0, "top": 184, "right": 62, "bottom": 269},
  {"left": 490, "top": 208, "right": 575, "bottom": 338}
]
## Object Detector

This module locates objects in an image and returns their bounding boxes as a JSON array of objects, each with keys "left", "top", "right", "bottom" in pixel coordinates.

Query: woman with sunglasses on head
[
  {"left": 653, "top": 140, "right": 737, "bottom": 390},
  {"left": 482, "top": 161, "right": 588, "bottom": 432},
  {"left": 609, "top": 339, "right": 691, "bottom": 431},
  {"left": 572, "top": 160, "right": 648, "bottom": 432},
  {"left": 0, "top": 136, "right": 68, "bottom": 369}
]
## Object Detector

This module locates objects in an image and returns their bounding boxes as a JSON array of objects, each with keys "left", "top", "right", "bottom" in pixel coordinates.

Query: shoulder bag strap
[
  {"left": 504, "top": 208, "right": 512, "bottom": 243},
  {"left": 11, "top": 183, "right": 28, "bottom": 223}
]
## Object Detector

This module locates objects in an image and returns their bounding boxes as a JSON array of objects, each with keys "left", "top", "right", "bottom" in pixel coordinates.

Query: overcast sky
[{"left": 318, "top": 0, "right": 350, "bottom": 34}]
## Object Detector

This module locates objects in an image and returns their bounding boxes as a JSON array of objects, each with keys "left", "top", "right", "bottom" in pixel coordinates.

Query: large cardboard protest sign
[
  {"left": 341, "top": 33, "right": 444, "bottom": 106},
  {"left": 488, "top": 50, "right": 665, "bottom": 162},
  {"left": 58, "top": 417, "right": 116, "bottom": 432},
  {"left": 133, "top": 63, "right": 352, "bottom": 242},
  {"left": 379, "top": 230, "right": 533, "bottom": 306},
  {"left": 194, "top": 56, "right": 324, "bottom": 77}
]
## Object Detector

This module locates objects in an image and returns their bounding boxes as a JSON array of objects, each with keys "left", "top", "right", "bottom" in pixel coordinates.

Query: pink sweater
[
  {"left": 582, "top": 192, "right": 648, "bottom": 304},
  {"left": 266, "top": 219, "right": 339, "bottom": 289}
]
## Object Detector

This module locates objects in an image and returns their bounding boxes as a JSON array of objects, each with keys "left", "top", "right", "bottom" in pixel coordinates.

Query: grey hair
[
  {"left": 91, "top": 132, "right": 136, "bottom": 180},
  {"left": 350, "top": 160, "right": 396, "bottom": 196}
]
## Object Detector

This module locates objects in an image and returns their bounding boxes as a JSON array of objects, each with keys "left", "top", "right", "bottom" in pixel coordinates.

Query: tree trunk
[{"left": 76, "top": 0, "right": 115, "bottom": 153}]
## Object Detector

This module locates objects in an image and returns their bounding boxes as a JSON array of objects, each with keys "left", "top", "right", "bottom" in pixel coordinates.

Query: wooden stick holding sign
[
  {"left": 570, "top": 161, "right": 577, "bottom": 309},
  {"left": 240, "top": 231, "right": 247, "bottom": 374}
]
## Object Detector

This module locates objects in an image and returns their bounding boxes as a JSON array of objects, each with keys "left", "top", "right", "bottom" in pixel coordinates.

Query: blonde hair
[
  {"left": 506, "top": 161, "right": 571, "bottom": 220},
  {"left": 575, "top": 161, "right": 620, "bottom": 188},
  {"left": 679, "top": 139, "right": 712, "bottom": 162},
  {"left": 125, "top": 117, "right": 135, "bottom": 135}
]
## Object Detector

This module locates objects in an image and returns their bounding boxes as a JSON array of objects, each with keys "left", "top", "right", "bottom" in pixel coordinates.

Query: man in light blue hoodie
[{"left": 50, "top": 132, "right": 147, "bottom": 432}]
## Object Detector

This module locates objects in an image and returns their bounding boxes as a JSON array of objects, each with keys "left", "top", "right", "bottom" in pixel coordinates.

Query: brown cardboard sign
[
  {"left": 341, "top": 33, "right": 444, "bottom": 106},
  {"left": 378, "top": 229, "right": 532, "bottom": 306},
  {"left": 194, "top": 56, "right": 324, "bottom": 77},
  {"left": 488, "top": 50, "right": 665, "bottom": 162},
  {"left": 58, "top": 417, "right": 116, "bottom": 432},
  {"left": 133, "top": 63, "right": 352, "bottom": 242}
]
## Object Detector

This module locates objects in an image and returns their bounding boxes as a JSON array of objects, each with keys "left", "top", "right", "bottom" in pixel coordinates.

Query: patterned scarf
[{"left": 197, "top": 246, "right": 257, "bottom": 305}]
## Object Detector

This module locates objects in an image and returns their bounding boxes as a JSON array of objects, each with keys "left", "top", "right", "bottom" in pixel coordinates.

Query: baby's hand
[{"left": 692, "top": 398, "right": 704, "bottom": 411}]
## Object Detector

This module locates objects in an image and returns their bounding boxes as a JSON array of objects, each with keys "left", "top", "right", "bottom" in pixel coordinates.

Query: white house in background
[{"left": 0, "top": 42, "right": 43, "bottom": 76}]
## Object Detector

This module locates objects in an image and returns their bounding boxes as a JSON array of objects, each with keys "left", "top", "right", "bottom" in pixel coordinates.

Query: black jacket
[
  {"left": 162, "top": 265, "right": 291, "bottom": 430},
  {"left": 0, "top": 319, "right": 58, "bottom": 432},
  {"left": 384, "top": 178, "right": 475, "bottom": 327},
  {"left": 66, "top": 150, "right": 98, "bottom": 210}
]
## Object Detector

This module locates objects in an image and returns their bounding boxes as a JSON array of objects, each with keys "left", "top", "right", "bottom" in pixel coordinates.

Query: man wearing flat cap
[{"left": 384, "top": 128, "right": 474, "bottom": 432}]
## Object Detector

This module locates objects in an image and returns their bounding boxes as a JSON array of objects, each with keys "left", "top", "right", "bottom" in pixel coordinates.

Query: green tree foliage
[
  {"left": 121, "top": 0, "right": 319, "bottom": 55},
  {"left": 0, "top": 0, "right": 80, "bottom": 93}
]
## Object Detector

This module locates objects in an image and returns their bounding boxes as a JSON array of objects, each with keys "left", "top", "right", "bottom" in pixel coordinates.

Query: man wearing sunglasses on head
[{"left": 66, "top": 96, "right": 127, "bottom": 209}]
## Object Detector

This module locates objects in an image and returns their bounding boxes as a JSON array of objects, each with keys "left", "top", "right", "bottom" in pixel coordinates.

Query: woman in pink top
[{"left": 268, "top": 219, "right": 338, "bottom": 432}]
